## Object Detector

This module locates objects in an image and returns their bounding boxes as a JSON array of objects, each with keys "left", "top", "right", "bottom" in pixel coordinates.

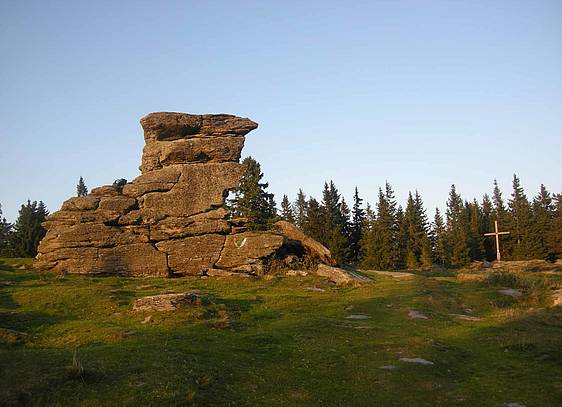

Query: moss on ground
[{"left": 1, "top": 258, "right": 561, "bottom": 406}]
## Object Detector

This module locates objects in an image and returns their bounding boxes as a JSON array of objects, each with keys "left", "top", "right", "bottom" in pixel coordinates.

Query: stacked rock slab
[{"left": 34, "top": 112, "right": 336, "bottom": 277}]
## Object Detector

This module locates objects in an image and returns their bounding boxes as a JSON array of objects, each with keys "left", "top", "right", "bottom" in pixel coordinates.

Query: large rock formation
[{"left": 34, "top": 112, "right": 337, "bottom": 278}]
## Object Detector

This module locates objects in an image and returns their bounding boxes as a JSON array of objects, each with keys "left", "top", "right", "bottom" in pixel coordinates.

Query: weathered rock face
[{"left": 34, "top": 112, "right": 335, "bottom": 278}]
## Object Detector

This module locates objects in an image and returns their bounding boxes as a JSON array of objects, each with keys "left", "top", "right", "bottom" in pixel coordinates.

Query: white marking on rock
[{"left": 234, "top": 237, "right": 248, "bottom": 248}]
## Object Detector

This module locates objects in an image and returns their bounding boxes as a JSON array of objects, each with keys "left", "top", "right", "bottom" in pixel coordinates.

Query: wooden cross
[{"left": 484, "top": 220, "right": 510, "bottom": 261}]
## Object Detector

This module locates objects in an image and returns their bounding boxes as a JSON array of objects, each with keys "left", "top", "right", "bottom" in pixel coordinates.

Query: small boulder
[
  {"left": 132, "top": 292, "right": 208, "bottom": 312},
  {"left": 499, "top": 288, "right": 523, "bottom": 298},
  {"left": 408, "top": 310, "right": 430, "bottom": 320},
  {"left": 274, "top": 221, "right": 336, "bottom": 266},
  {"left": 316, "top": 264, "right": 371, "bottom": 285},
  {"left": 345, "top": 314, "right": 370, "bottom": 320},
  {"left": 399, "top": 357, "right": 434, "bottom": 366}
]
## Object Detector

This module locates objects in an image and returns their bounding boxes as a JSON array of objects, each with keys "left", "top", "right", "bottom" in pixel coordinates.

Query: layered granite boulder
[{"left": 34, "top": 112, "right": 337, "bottom": 278}]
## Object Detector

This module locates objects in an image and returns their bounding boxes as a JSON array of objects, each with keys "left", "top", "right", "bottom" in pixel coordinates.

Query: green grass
[{"left": 1, "top": 258, "right": 561, "bottom": 406}]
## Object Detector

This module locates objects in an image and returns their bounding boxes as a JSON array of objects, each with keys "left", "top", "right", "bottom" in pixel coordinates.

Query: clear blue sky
[{"left": 1, "top": 0, "right": 561, "bottom": 222}]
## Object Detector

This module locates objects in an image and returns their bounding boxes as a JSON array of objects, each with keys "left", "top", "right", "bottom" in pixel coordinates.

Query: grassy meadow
[{"left": 1, "top": 258, "right": 561, "bottom": 406}]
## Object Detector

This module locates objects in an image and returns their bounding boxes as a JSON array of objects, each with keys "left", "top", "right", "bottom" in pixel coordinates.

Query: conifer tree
[
  {"left": 528, "top": 184, "right": 554, "bottom": 260},
  {"left": 396, "top": 205, "right": 407, "bottom": 269},
  {"left": 506, "top": 174, "right": 532, "bottom": 259},
  {"left": 340, "top": 197, "right": 352, "bottom": 243},
  {"left": 402, "top": 191, "right": 432, "bottom": 270},
  {"left": 77, "top": 176, "right": 88, "bottom": 197},
  {"left": 359, "top": 203, "right": 379, "bottom": 268},
  {"left": 294, "top": 189, "right": 308, "bottom": 230},
  {"left": 350, "top": 187, "right": 365, "bottom": 262},
  {"left": 319, "top": 181, "right": 350, "bottom": 265},
  {"left": 445, "top": 185, "right": 470, "bottom": 266},
  {"left": 229, "top": 157, "right": 276, "bottom": 230},
  {"left": 467, "top": 199, "right": 484, "bottom": 261},
  {"left": 404, "top": 193, "right": 420, "bottom": 269},
  {"left": 361, "top": 183, "right": 399, "bottom": 270},
  {"left": 415, "top": 191, "right": 433, "bottom": 270},
  {"left": 10, "top": 200, "right": 49, "bottom": 257},
  {"left": 481, "top": 194, "right": 495, "bottom": 261},
  {"left": 280, "top": 194, "right": 295, "bottom": 222},
  {"left": 492, "top": 179, "right": 507, "bottom": 224},
  {"left": 303, "top": 198, "right": 323, "bottom": 242},
  {"left": 0, "top": 204, "right": 13, "bottom": 256},
  {"left": 432, "top": 208, "right": 448, "bottom": 266},
  {"left": 546, "top": 193, "right": 562, "bottom": 260}
]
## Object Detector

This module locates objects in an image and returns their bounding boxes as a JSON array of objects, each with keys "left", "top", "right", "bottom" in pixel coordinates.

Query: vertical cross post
[{"left": 484, "top": 220, "right": 510, "bottom": 261}]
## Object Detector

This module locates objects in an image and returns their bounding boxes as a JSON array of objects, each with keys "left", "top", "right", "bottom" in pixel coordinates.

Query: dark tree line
[
  {"left": 2, "top": 163, "right": 560, "bottom": 268},
  {"left": 0, "top": 201, "right": 49, "bottom": 257},
  {"left": 279, "top": 174, "right": 561, "bottom": 269}
]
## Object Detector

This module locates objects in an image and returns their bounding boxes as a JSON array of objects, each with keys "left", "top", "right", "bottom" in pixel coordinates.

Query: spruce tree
[
  {"left": 546, "top": 193, "right": 562, "bottom": 260},
  {"left": 414, "top": 191, "right": 433, "bottom": 270},
  {"left": 229, "top": 157, "right": 276, "bottom": 230},
  {"left": 340, "top": 197, "right": 352, "bottom": 244},
  {"left": 432, "top": 208, "right": 448, "bottom": 267},
  {"left": 280, "top": 194, "right": 295, "bottom": 222},
  {"left": 492, "top": 179, "right": 507, "bottom": 225},
  {"left": 402, "top": 191, "right": 432, "bottom": 270},
  {"left": 396, "top": 205, "right": 407, "bottom": 269},
  {"left": 77, "top": 176, "right": 88, "bottom": 197},
  {"left": 294, "top": 189, "right": 308, "bottom": 230},
  {"left": 506, "top": 174, "right": 532, "bottom": 259},
  {"left": 404, "top": 193, "right": 420, "bottom": 269},
  {"left": 303, "top": 198, "right": 323, "bottom": 243},
  {"left": 361, "top": 183, "right": 399, "bottom": 270},
  {"left": 528, "top": 184, "right": 554, "bottom": 260},
  {"left": 350, "top": 187, "right": 365, "bottom": 262},
  {"left": 10, "top": 200, "right": 49, "bottom": 257},
  {"left": 319, "top": 181, "right": 350, "bottom": 265},
  {"left": 481, "top": 194, "right": 495, "bottom": 261},
  {"left": 360, "top": 203, "right": 378, "bottom": 268},
  {"left": 0, "top": 204, "right": 13, "bottom": 256},
  {"left": 445, "top": 185, "right": 470, "bottom": 266},
  {"left": 467, "top": 199, "right": 484, "bottom": 261}
]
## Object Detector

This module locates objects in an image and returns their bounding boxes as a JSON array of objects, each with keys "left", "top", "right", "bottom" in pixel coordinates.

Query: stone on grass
[
  {"left": 363, "top": 270, "right": 415, "bottom": 279},
  {"left": 132, "top": 292, "right": 207, "bottom": 312},
  {"left": 450, "top": 314, "right": 483, "bottom": 321},
  {"left": 379, "top": 365, "right": 396, "bottom": 370},
  {"left": 305, "top": 287, "right": 326, "bottom": 292},
  {"left": 345, "top": 314, "right": 370, "bottom": 320},
  {"left": 408, "top": 310, "right": 429, "bottom": 320},
  {"left": 399, "top": 357, "right": 434, "bottom": 366},
  {"left": 316, "top": 264, "right": 371, "bottom": 285},
  {"left": 499, "top": 288, "right": 523, "bottom": 298}
]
